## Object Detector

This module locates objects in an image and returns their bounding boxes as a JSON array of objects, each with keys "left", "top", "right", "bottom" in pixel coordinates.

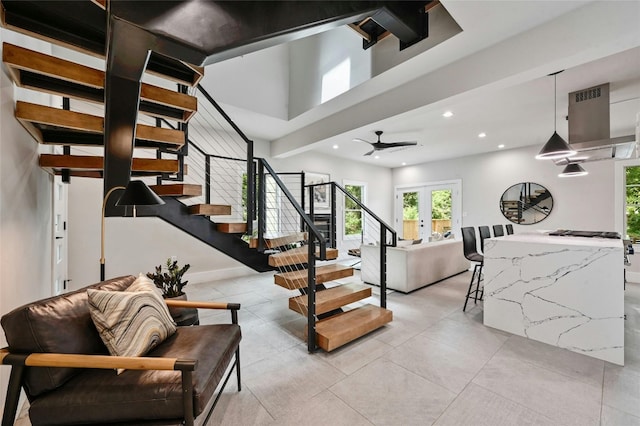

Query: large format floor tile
[
  {"left": 600, "top": 404, "right": 640, "bottom": 426},
  {"left": 603, "top": 363, "right": 640, "bottom": 418},
  {"left": 385, "top": 334, "right": 487, "bottom": 393},
  {"left": 329, "top": 358, "right": 456, "bottom": 426},
  {"left": 472, "top": 351, "right": 602, "bottom": 426},
  {"left": 497, "top": 335, "right": 605, "bottom": 387},
  {"left": 242, "top": 346, "right": 346, "bottom": 419},
  {"left": 433, "top": 383, "right": 557, "bottom": 426},
  {"left": 270, "top": 390, "right": 373, "bottom": 426}
]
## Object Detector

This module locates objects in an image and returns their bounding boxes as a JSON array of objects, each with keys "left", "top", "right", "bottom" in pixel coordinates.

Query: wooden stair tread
[
  {"left": 274, "top": 264, "right": 354, "bottom": 290},
  {"left": 269, "top": 246, "right": 339, "bottom": 267},
  {"left": 16, "top": 101, "right": 185, "bottom": 149},
  {"left": 289, "top": 283, "right": 371, "bottom": 316},
  {"left": 188, "top": 204, "right": 232, "bottom": 216},
  {"left": 249, "top": 232, "right": 308, "bottom": 249},
  {"left": 217, "top": 223, "right": 247, "bottom": 233},
  {"left": 39, "top": 154, "right": 179, "bottom": 174},
  {"left": 3, "top": 43, "right": 197, "bottom": 122},
  {"left": 0, "top": 8, "right": 204, "bottom": 87},
  {"left": 149, "top": 184, "right": 202, "bottom": 198},
  {"left": 315, "top": 304, "right": 392, "bottom": 352}
]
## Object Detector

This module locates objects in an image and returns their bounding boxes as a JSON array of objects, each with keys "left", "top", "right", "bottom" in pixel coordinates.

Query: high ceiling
[{"left": 203, "top": 1, "right": 640, "bottom": 168}]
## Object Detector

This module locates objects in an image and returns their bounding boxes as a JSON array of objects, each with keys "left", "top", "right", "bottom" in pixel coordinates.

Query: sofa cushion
[
  {"left": 28, "top": 324, "right": 241, "bottom": 425},
  {"left": 87, "top": 277, "right": 176, "bottom": 371},
  {"left": 1, "top": 276, "right": 137, "bottom": 397}
]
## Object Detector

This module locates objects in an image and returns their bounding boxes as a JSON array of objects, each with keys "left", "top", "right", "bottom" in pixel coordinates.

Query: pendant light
[
  {"left": 558, "top": 163, "right": 588, "bottom": 177},
  {"left": 535, "top": 71, "right": 577, "bottom": 160}
]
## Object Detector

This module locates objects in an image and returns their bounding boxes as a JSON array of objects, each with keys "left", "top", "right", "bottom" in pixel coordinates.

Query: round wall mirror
[{"left": 500, "top": 182, "right": 553, "bottom": 225}]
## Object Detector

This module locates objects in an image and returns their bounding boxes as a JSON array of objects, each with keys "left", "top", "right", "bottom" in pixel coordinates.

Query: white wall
[
  {"left": 393, "top": 144, "right": 615, "bottom": 232},
  {"left": 288, "top": 26, "right": 371, "bottom": 119},
  {"left": 199, "top": 44, "right": 290, "bottom": 120},
  {"left": 0, "top": 31, "right": 56, "bottom": 413},
  {"left": 66, "top": 177, "right": 255, "bottom": 291}
]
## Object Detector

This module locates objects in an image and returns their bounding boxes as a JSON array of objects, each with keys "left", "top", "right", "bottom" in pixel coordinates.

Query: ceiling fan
[{"left": 353, "top": 130, "right": 418, "bottom": 156}]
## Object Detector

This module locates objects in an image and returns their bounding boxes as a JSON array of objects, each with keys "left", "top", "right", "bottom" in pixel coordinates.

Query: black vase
[{"left": 166, "top": 293, "right": 199, "bottom": 326}]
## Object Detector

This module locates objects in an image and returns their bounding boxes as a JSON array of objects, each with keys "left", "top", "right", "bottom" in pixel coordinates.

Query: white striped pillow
[{"left": 88, "top": 279, "right": 176, "bottom": 372}]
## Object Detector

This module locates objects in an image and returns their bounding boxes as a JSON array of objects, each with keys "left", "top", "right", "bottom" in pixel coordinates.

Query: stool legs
[{"left": 463, "top": 262, "right": 483, "bottom": 312}]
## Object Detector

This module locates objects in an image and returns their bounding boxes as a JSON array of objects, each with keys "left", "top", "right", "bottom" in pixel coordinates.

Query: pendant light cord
[{"left": 554, "top": 73, "right": 557, "bottom": 131}]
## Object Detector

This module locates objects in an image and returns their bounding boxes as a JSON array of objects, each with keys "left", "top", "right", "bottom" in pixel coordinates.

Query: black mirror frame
[{"left": 499, "top": 182, "right": 553, "bottom": 225}]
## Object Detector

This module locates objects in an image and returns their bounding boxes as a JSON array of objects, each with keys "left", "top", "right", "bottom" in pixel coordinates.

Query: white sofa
[{"left": 360, "top": 239, "right": 469, "bottom": 293}]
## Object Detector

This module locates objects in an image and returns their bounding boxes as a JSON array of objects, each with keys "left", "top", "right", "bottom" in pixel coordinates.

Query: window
[
  {"left": 344, "top": 183, "right": 365, "bottom": 238},
  {"left": 626, "top": 165, "right": 640, "bottom": 241}
]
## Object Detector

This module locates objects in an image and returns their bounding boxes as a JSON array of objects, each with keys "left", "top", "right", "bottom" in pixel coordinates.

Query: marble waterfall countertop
[{"left": 483, "top": 231, "right": 624, "bottom": 365}]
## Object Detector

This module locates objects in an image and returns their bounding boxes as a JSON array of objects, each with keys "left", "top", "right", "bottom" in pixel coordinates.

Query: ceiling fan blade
[
  {"left": 383, "top": 141, "right": 418, "bottom": 148},
  {"left": 363, "top": 149, "right": 375, "bottom": 156},
  {"left": 353, "top": 137, "right": 373, "bottom": 145}
]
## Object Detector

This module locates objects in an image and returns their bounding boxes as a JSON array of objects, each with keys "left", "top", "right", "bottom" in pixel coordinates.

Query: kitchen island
[{"left": 483, "top": 231, "right": 624, "bottom": 365}]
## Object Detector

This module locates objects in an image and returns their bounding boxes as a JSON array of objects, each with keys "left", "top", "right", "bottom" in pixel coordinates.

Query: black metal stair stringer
[{"left": 124, "top": 197, "right": 273, "bottom": 273}]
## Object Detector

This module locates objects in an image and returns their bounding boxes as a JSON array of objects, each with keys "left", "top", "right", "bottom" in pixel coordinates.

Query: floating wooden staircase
[
  {"left": 15, "top": 101, "right": 186, "bottom": 150},
  {"left": 268, "top": 233, "right": 392, "bottom": 352},
  {"left": 2, "top": 1, "right": 393, "bottom": 353},
  {"left": 3, "top": 43, "right": 198, "bottom": 122}
]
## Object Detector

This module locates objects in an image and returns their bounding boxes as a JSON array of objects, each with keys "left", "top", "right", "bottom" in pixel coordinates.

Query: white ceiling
[{"left": 203, "top": 1, "right": 640, "bottom": 169}]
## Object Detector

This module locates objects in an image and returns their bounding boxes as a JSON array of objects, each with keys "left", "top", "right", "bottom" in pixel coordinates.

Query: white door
[
  {"left": 396, "top": 181, "right": 462, "bottom": 241},
  {"left": 52, "top": 175, "right": 69, "bottom": 294}
]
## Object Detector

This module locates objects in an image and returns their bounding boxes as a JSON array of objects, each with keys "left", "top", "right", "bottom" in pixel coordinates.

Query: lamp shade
[
  {"left": 536, "top": 131, "right": 577, "bottom": 160},
  {"left": 116, "top": 180, "right": 165, "bottom": 206},
  {"left": 558, "top": 163, "right": 588, "bottom": 177}
]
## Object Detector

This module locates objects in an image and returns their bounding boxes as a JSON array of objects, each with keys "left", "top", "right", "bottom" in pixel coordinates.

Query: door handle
[{"left": 55, "top": 236, "right": 63, "bottom": 240}]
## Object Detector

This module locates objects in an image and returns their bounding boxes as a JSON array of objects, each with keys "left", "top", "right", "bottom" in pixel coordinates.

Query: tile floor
[{"left": 16, "top": 268, "right": 640, "bottom": 426}]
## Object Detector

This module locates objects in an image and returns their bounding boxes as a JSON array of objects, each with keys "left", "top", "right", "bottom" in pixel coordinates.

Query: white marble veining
[{"left": 483, "top": 233, "right": 624, "bottom": 365}]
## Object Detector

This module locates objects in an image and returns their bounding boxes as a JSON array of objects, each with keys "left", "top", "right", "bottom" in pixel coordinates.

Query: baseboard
[
  {"left": 185, "top": 266, "right": 258, "bottom": 284},
  {"left": 626, "top": 271, "right": 640, "bottom": 284}
]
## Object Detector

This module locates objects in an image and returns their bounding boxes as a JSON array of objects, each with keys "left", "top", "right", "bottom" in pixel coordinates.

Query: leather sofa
[
  {"left": 0, "top": 275, "right": 241, "bottom": 426},
  {"left": 360, "top": 239, "right": 470, "bottom": 293}
]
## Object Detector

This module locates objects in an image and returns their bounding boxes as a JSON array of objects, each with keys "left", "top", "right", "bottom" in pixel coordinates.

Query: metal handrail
[
  {"left": 305, "top": 181, "right": 396, "bottom": 308},
  {"left": 258, "top": 158, "right": 327, "bottom": 352}
]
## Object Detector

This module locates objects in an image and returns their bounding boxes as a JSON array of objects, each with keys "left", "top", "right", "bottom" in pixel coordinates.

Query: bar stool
[
  {"left": 493, "top": 224, "right": 504, "bottom": 237},
  {"left": 505, "top": 224, "right": 514, "bottom": 235},
  {"left": 479, "top": 226, "right": 491, "bottom": 253},
  {"left": 462, "top": 227, "right": 483, "bottom": 311}
]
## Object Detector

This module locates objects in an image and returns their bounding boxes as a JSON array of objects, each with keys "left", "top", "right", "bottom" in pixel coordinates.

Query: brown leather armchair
[{"left": 1, "top": 276, "right": 241, "bottom": 426}]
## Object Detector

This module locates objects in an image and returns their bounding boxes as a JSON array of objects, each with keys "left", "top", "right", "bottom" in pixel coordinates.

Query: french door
[{"left": 395, "top": 181, "right": 461, "bottom": 241}]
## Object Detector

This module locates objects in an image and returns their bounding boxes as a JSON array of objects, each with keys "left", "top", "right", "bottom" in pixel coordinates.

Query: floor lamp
[{"left": 100, "top": 180, "right": 165, "bottom": 281}]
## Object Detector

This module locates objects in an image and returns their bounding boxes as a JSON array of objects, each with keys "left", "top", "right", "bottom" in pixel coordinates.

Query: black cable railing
[{"left": 257, "top": 158, "right": 327, "bottom": 352}]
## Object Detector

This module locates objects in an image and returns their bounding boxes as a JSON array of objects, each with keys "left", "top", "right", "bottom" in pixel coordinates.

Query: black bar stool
[
  {"left": 493, "top": 224, "right": 504, "bottom": 237},
  {"left": 478, "top": 226, "right": 491, "bottom": 253},
  {"left": 462, "top": 227, "right": 484, "bottom": 311},
  {"left": 505, "top": 224, "right": 514, "bottom": 235}
]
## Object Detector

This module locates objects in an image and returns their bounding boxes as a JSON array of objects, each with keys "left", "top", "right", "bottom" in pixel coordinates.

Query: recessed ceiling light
[
  {"left": 498, "top": 144, "right": 505, "bottom": 149},
  {"left": 332, "top": 144, "right": 339, "bottom": 149},
  {"left": 478, "top": 132, "right": 486, "bottom": 138},
  {"left": 442, "top": 111, "right": 453, "bottom": 118},
  {"left": 402, "top": 162, "right": 407, "bottom": 166},
  {"left": 374, "top": 155, "right": 380, "bottom": 159}
]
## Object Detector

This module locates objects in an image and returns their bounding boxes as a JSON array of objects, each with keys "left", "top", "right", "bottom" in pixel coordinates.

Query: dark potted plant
[{"left": 147, "top": 258, "right": 198, "bottom": 325}]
